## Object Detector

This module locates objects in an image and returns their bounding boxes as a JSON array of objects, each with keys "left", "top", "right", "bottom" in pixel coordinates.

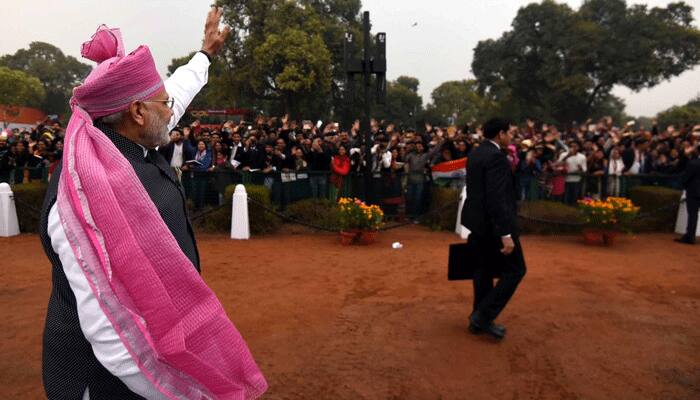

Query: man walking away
[{"left": 460, "top": 118, "right": 527, "bottom": 340}]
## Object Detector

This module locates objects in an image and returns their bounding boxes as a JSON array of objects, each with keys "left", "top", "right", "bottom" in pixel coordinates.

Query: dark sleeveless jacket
[{"left": 40, "top": 124, "right": 200, "bottom": 399}]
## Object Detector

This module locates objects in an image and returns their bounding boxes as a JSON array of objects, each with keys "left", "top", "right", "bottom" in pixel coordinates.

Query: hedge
[
  {"left": 419, "top": 187, "right": 584, "bottom": 234},
  {"left": 518, "top": 201, "right": 582, "bottom": 235},
  {"left": 421, "top": 186, "right": 461, "bottom": 231},
  {"left": 197, "top": 184, "right": 280, "bottom": 235},
  {"left": 285, "top": 198, "right": 341, "bottom": 231},
  {"left": 628, "top": 186, "right": 682, "bottom": 232},
  {"left": 12, "top": 182, "right": 48, "bottom": 233}
]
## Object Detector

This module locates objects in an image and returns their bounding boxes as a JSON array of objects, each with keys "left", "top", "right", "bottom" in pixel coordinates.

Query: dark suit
[
  {"left": 681, "top": 157, "right": 700, "bottom": 242},
  {"left": 158, "top": 140, "right": 194, "bottom": 166},
  {"left": 460, "top": 141, "right": 526, "bottom": 322},
  {"left": 229, "top": 142, "right": 247, "bottom": 169}
]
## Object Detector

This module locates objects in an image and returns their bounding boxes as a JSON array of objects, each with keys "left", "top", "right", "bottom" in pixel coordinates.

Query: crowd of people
[
  {"left": 0, "top": 119, "right": 64, "bottom": 184},
  {"left": 2, "top": 115, "right": 699, "bottom": 214}
]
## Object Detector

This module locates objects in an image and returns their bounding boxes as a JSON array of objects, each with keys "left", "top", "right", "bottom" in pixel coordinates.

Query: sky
[{"left": 1, "top": 0, "right": 699, "bottom": 117}]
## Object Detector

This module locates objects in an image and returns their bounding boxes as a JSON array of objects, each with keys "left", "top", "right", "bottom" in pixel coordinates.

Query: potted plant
[
  {"left": 577, "top": 196, "right": 639, "bottom": 245},
  {"left": 337, "top": 197, "right": 384, "bottom": 245}
]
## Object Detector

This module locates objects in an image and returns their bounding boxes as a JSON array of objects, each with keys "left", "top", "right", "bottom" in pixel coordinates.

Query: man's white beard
[{"left": 144, "top": 113, "right": 170, "bottom": 148}]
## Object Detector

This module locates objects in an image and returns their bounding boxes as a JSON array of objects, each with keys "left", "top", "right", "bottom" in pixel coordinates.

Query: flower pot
[
  {"left": 582, "top": 229, "right": 618, "bottom": 246},
  {"left": 359, "top": 230, "right": 378, "bottom": 245},
  {"left": 582, "top": 229, "right": 604, "bottom": 246},
  {"left": 339, "top": 230, "right": 359, "bottom": 245},
  {"left": 603, "top": 231, "right": 618, "bottom": 246}
]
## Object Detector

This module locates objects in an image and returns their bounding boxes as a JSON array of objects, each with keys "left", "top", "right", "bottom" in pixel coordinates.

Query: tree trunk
[{"left": 585, "top": 83, "right": 605, "bottom": 116}]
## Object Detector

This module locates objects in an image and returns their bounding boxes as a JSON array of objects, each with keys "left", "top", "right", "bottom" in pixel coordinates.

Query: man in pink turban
[{"left": 39, "top": 7, "right": 267, "bottom": 399}]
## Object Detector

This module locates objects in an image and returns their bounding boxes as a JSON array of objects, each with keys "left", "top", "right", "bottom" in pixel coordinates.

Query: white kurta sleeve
[
  {"left": 165, "top": 51, "right": 211, "bottom": 131},
  {"left": 48, "top": 204, "right": 168, "bottom": 399}
]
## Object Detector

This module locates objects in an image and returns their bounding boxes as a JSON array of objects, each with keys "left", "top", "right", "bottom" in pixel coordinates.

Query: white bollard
[
  {"left": 676, "top": 191, "right": 700, "bottom": 237},
  {"left": 0, "top": 182, "right": 20, "bottom": 237},
  {"left": 230, "top": 184, "right": 250, "bottom": 240},
  {"left": 455, "top": 185, "right": 470, "bottom": 240}
]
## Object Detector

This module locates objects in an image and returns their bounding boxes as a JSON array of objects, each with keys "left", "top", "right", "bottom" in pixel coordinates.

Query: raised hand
[{"left": 201, "top": 6, "right": 231, "bottom": 57}]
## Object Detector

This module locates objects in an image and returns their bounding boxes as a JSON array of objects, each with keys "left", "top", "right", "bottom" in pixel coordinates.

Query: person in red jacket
[{"left": 330, "top": 145, "right": 351, "bottom": 201}]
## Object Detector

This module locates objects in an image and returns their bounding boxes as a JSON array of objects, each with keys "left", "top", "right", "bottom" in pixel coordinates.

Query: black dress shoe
[
  {"left": 674, "top": 237, "right": 696, "bottom": 245},
  {"left": 469, "top": 314, "right": 506, "bottom": 340}
]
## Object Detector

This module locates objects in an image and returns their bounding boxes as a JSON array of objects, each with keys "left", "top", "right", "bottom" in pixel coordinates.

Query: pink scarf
[{"left": 56, "top": 25, "right": 267, "bottom": 399}]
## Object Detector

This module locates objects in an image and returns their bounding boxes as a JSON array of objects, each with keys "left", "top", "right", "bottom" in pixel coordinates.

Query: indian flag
[{"left": 432, "top": 157, "right": 467, "bottom": 180}]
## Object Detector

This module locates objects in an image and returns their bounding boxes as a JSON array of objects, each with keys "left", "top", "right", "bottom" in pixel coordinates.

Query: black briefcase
[{"left": 448, "top": 241, "right": 503, "bottom": 280}]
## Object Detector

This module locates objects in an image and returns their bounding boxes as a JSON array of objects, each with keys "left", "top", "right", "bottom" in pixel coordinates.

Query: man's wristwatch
[{"left": 199, "top": 50, "right": 213, "bottom": 62}]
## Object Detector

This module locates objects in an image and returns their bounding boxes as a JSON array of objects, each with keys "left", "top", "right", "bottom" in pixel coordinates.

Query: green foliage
[
  {"left": 241, "top": 184, "right": 282, "bottom": 234},
  {"left": 424, "top": 80, "right": 495, "bottom": 126},
  {"left": 0, "top": 42, "right": 91, "bottom": 115},
  {"left": 197, "top": 184, "right": 280, "bottom": 234},
  {"left": 11, "top": 182, "right": 47, "bottom": 233},
  {"left": 0, "top": 67, "right": 45, "bottom": 108},
  {"left": 198, "top": 206, "right": 229, "bottom": 233},
  {"left": 421, "top": 186, "right": 460, "bottom": 231},
  {"left": 375, "top": 76, "right": 423, "bottom": 128},
  {"left": 253, "top": 16, "right": 332, "bottom": 114},
  {"left": 518, "top": 201, "right": 582, "bottom": 235},
  {"left": 285, "top": 198, "right": 342, "bottom": 230},
  {"left": 628, "top": 185, "right": 682, "bottom": 232},
  {"left": 472, "top": 0, "right": 700, "bottom": 125},
  {"left": 656, "top": 95, "right": 700, "bottom": 129},
  {"left": 395, "top": 76, "right": 419, "bottom": 92},
  {"left": 203, "top": 0, "right": 362, "bottom": 118}
]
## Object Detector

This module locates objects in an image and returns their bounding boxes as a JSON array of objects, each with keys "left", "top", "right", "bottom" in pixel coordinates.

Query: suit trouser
[
  {"left": 684, "top": 196, "right": 699, "bottom": 242},
  {"left": 469, "top": 234, "right": 527, "bottom": 322}
]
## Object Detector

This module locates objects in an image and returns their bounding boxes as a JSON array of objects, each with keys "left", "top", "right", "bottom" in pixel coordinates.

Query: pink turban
[{"left": 72, "top": 25, "right": 164, "bottom": 118}]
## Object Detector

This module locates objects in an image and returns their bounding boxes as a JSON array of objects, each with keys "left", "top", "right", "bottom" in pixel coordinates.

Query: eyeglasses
[{"left": 142, "top": 98, "right": 175, "bottom": 109}]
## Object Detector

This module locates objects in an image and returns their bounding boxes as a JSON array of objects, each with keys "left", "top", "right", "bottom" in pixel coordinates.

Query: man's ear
[{"left": 128, "top": 101, "right": 147, "bottom": 127}]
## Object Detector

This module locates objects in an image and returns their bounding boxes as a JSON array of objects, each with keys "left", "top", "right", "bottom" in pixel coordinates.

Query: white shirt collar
[
  {"left": 136, "top": 143, "right": 149, "bottom": 158},
  {"left": 489, "top": 140, "right": 500, "bottom": 150}
]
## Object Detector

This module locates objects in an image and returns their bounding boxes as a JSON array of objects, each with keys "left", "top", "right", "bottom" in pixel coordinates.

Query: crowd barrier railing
[
  {"left": 3, "top": 166, "right": 683, "bottom": 214},
  {"left": 177, "top": 170, "right": 683, "bottom": 211}
]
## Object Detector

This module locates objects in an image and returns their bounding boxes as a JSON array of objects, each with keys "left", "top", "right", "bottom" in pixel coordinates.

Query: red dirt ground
[{"left": 1, "top": 227, "right": 699, "bottom": 399}]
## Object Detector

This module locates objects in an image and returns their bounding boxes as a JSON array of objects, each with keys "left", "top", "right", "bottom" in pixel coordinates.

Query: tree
[
  {"left": 374, "top": 76, "right": 423, "bottom": 128},
  {"left": 424, "top": 80, "right": 495, "bottom": 126},
  {"left": 167, "top": 52, "right": 237, "bottom": 109},
  {"left": 0, "top": 42, "right": 91, "bottom": 115},
  {"left": 656, "top": 95, "right": 700, "bottom": 128},
  {"left": 252, "top": 10, "right": 332, "bottom": 115},
  {"left": 207, "top": 0, "right": 362, "bottom": 119},
  {"left": 0, "top": 66, "right": 46, "bottom": 108},
  {"left": 472, "top": 0, "right": 700, "bottom": 125}
]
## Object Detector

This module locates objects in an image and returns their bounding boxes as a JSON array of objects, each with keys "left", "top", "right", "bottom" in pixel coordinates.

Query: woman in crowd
[
  {"left": 211, "top": 141, "right": 231, "bottom": 205},
  {"left": 191, "top": 140, "right": 212, "bottom": 209},
  {"left": 330, "top": 145, "right": 351, "bottom": 201},
  {"left": 292, "top": 146, "right": 309, "bottom": 172},
  {"left": 607, "top": 148, "right": 625, "bottom": 196},
  {"left": 548, "top": 153, "right": 567, "bottom": 202}
]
